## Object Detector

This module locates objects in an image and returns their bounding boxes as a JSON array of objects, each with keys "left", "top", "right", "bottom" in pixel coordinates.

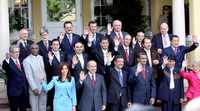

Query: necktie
[
  {"left": 91, "top": 75, "right": 96, "bottom": 87},
  {"left": 124, "top": 49, "right": 129, "bottom": 61},
  {"left": 163, "top": 36, "right": 168, "bottom": 48},
  {"left": 24, "top": 41, "right": 27, "bottom": 48},
  {"left": 170, "top": 69, "right": 175, "bottom": 89},
  {"left": 117, "top": 32, "right": 123, "bottom": 44},
  {"left": 118, "top": 70, "right": 123, "bottom": 87},
  {"left": 16, "top": 59, "right": 21, "bottom": 70},
  {"left": 173, "top": 47, "right": 177, "bottom": 55},
  {"left": 68, "top": 34, "right": 72, "bottom": 45},
  {"left": 142, "top": 65, "right": 147, "bottom": 80},
  {"left": 44, "top": 42, "right": 48, "bottom": 50}
]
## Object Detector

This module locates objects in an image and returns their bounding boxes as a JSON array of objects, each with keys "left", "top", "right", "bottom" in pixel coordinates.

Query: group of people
[{"left": 2, "top": 19, "right": 200, "bottom": 111}]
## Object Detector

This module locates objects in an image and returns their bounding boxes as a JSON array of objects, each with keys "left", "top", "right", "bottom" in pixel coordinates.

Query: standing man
[
  {"left": 152, "top": 22, "right": 172, "bottom": 54},
  {"left": 129, "top": 52, "right": 156, "bottom": 105},
  {"left": 2, "top": 45, "right": 28, "bottom": 111},
  {"left": 12, "top": 28, "right": 34, "bottom": 61},
  {"left": 106, "top": 55, "right": 132, "bottom": 111},
  {"left": 23, "top": 43, "right": 47, "bottom": 111},
  {"left": 78, "top": 60, "right": 107, "bottom": 111},
  {"left": 58, "top": 21, "right": 80, "bottom": 55},
  {"left": 162, "top": 35, "right": 199, "bottom": 70}
]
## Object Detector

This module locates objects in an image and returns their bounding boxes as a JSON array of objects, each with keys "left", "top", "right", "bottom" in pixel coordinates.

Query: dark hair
[
  {"left": 114, "top": 55, "right": 124, "bottom": 61},
  {"left": 137, "top": 51, "right": 147, "bottom": 59},
  {"left": 100, "top": 36, "right": 109, "bottom": 42},
  {"left": 88, "top": 20, "right": 97, "bottom": 26},
  {"left": 51, "top": 38, "right": 60, "bottom": 44},
  {"left": 63, "top": 21, "right": 73, "bottom": 28},
  {"left": 73, "top": 41, "right": 84, "bottom": 48},
  {"left": 141, "top": 37, "right": 151, "bottom": 45},
  {"left": 171, "top": 35, "right": 179, "bottom": 41},
  {"left": 58, "top": 62, "right": 71, "bottom": 82}
]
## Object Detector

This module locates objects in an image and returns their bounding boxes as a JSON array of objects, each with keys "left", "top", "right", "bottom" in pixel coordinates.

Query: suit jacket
[
  {"left": 77, "top": 74, "right": 107, "bottom": 111},
  {"left": 106, "top": 67, "right": 131, "bottom": 107},
  {"left": 12, "top": 40, "right": 34, "bottom": 61},
  {"left": 151, "top": 33, "right": 172, "bottom": 50},
  {"left": 129, "top": 64, "right": 156, "bottom": 105},
  {"left": 162, "top": 43, "right": 199, "bottom": 70},
  {"left": 2, "top": 59, "right": 27, "bottom": 96},
  {"left": 67, "top": 53, "right": 89, "bottom": 82},
  {"left": 50, "top": 51, "right": 67, "bottom": 75},
  {"left": 157, "top": 67, "right": 184, "bottom": 103},
  {"left": 59, "top": 33, "right": 80, "bottom": 56}
]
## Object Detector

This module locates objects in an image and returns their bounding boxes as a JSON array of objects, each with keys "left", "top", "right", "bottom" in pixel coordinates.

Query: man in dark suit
[
  {"left": 135, "top": 32, "right": 145, "bottom": 50},
  {"left": 106, "top": 55, "right": 131, "bottom": 111},
  {"left": 162, "top": 35, "right": 199, "bottom": 70},
  {"left": 157, "top": 56, "right": 184, "bottom": 111},
  {"left": 81, "top": 21, "right": 103, "bottom": 50},
  {"left": 12, "top": 28, "right": 34, "bottom": 61},
  {"left": 152, "top": 23, "right": 173, "bottom": 54},
  {"left": 78, "top": 60, "right": 107, "bottom": 111},
  {"left": 58, "top": 21, "right": 80, "bottom": 55},
  {"left": 106, "top": 20, "right": 128, "bottom": 48},
  {"left": 48, "top": 39, "right": 67, "bottom": 75},
  {"left": 129, "top": 52, "right": 156, "bottom": 105},
  {"left": 69, "top": 41, "right": 89, "bottom": 82},
  {"left": 113, "top": 34, "right": 136, "bottom": 71},
  {"left": 2, "top": 45, "right": 27, "bottom": 111}
]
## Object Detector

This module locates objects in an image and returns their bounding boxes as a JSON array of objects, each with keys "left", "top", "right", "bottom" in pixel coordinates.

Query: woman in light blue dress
[{"left": 42, "top": 62, "right": 77, "bottom": 111}]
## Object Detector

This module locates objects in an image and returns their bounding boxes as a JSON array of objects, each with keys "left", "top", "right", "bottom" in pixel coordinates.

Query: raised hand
[
  {"left": 88, "top": 32, "right": 94, "bottom": 43},
  {"left": 182, "top": 60, "right": 188, "bottom": 69},
  {"left": 107, "top": 52, "right": 115, "bottom": 64},
  {"left": 79, "top": 71, "right": 86, "bottom": 81},
  {"left": 72, "top": 55, "right": 78, "bottom": 65},
  {"left": 59, "top": 32, "right": 65, "bottom": 41},
  {"left": 136, "top": 63, "right": 143, "bottom": 75},
  {"left": 163, "top": 56, "right": 169, "bottom": 65},
  {"left": 48, "top": 51, "right": 54, "bottom": 61},
  {"left": 114, "top": 36, "right": 120, "bottom": 47},
  {"left": 192, "top": 35, "right": 198, "bottom": 43},
  {"left": 107, "top": 23, "right": 113, "bottom": 34}
]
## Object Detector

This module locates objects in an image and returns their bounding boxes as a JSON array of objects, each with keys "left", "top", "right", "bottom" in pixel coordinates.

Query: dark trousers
[
  {"left": 108, "top": 97, "right": 127, "bottom": 111},
  {"left": 8, "top": 91, "right": 27, "bottom": 111}
]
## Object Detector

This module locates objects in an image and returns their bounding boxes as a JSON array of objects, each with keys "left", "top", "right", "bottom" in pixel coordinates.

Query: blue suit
[
  {"left": 59, "top": 33, "right": 80, "bottom": 56},
  {"left": 129, "top": 65, "right": 156, "bottom": 105},
  {"left": 162, "top": 43, "right": 199, "bottom": 70},
  {"left": 2, "top": 59, "right": 27, "bottom": 111},
  {"left": 42, "top": 76, "right": 77, "bottom": 111},
  {"left": 157, "top": 67, "right": 184, "bottom": 111},
  {"left": 152, "top": 33, "right": 173, "bottom": 50}
]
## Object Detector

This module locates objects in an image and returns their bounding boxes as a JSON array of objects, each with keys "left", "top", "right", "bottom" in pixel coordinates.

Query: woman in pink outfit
[{"left": 179, "top": 61, "right": 200, "bottom": 101}]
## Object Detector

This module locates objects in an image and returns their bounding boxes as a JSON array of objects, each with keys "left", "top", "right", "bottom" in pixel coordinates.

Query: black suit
[
  {"left": 106, "top": 67, "right": 131, "bottom": 111},
  {"left": 2, "top": 59, "right": 27, "bottom": 111},
  {"left": 12, "top": 40, "right": 34, "bottom": 61}
]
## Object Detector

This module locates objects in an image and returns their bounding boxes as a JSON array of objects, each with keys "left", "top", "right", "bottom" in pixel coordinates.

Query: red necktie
[
  {"left": 173, "top": 47, "right": 177, "bottom": 54},
  {"left": 91, "top": 75, "right": 96, "bottom": 87},
  {"left": 142, "top": 65, "right": 147, "bottom": 80},
  {"left": 16, "top": 60, "right": 21, "bottom": 70},
  {"left": 124, "top": 49, "right": 129, "bottom": 61}
]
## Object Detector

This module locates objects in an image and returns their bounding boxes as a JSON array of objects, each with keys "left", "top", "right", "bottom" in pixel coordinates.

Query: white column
[
  {"left": 172, "top": 0, "right": 185, "bottom": 45},
  {"left": 0, "top": 0, "right": 10, "bottom": 63}
]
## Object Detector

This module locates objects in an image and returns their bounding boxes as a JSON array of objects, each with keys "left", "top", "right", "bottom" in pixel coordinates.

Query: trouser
[{"left": 29, "top": 91, "right": 47, "bottom": 111}]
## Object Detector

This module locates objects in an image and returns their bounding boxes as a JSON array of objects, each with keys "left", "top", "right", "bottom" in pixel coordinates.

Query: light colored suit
[
  {"left": 23, "top": 54, "right": 47, "bottom": 111},
  {"left": 42, "top": 76, "right": 77, "bottom": 111}
]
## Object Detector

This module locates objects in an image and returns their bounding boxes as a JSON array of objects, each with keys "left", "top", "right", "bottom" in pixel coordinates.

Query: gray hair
[
  {"left": 9, "top": 45, "right": 19, "bottom": 53},
  {"left": 40, "top": 26, "right": 48, "bottom": 35}
]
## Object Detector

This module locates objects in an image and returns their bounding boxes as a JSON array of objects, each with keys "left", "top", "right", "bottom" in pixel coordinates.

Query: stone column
[
  {"left": 172, "top": 0, "right": 185, "bottom": 45},
  {"left": 0, "top": 0, "right": 10, "bottom": 63}
]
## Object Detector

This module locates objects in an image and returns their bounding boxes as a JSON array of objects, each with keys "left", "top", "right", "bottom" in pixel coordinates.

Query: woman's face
[
  {"left": 192, "top": 64, "right": 200, "bottom": 73},
  {"left": 61, "top": 65, "right": 68, "bottom": 77}
]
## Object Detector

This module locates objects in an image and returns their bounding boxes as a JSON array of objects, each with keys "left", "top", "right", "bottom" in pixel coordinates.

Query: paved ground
[{"left": 0, "top": 79, "right": 9, "bottom": 111}]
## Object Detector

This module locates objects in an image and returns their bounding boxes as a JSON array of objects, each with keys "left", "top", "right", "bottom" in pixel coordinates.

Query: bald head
[
  {"left": 160, "top": 22, "right": 169, "bottom": 35},
  {"left": 113, "top": 20, "right": 122, "bottom": 32}
]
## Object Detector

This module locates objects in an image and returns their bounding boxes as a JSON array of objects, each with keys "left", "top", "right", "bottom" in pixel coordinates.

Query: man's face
[
  {"left": 160, "top": 23, "right": 169, "bottom": 35},
  {"left": 143, "top": 39, "right": 152, "bottom": 50},
  {"left": 167, "top": 60, "right": 176, "bottom": 68},
  {"left": 87, "top": 61, "right": 97, "bottom": 74},
  {"left": 41, "top": 32, "right": 49, "bottom": 41},
  {"left": 136, "top": 32, "right": 144, "bottom": 42},
  {"left": 10, "top": 48, "right": 20, "bottom": 59},
  {"left": 51, "top": 41, "right": 60, "bottom": 51},
  {"left": 20, "top": 29, "right": 28, "bottom": 40},
  {"left": 171, "top": 37, "right": 179, "bottom": 47},
  {"left": 31, "top": 44, "right": 39, "bottom": 56},
  {"left": 89, "top": 23, "right": 97, "bottom": 33},
  {"left": 100, "top": 39, "right": 109, "bottom": 49},
  {"left": 124, "top": 35, "right": 132, "bottom": 47},
  {"left": 74, "top": 42, "right": 84, "bottom": 54},
  {"left": 138, "top": 54, "right": 147, "bottom": 65},
  {"left": 113, "top": 21, "right": 122, "bottom": 32},
  {"left": 114, "top": 58, "right": 124, "bottom": 69},
  {"left": 64, "top": 23, "right": 73, "bottom": 33}
]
